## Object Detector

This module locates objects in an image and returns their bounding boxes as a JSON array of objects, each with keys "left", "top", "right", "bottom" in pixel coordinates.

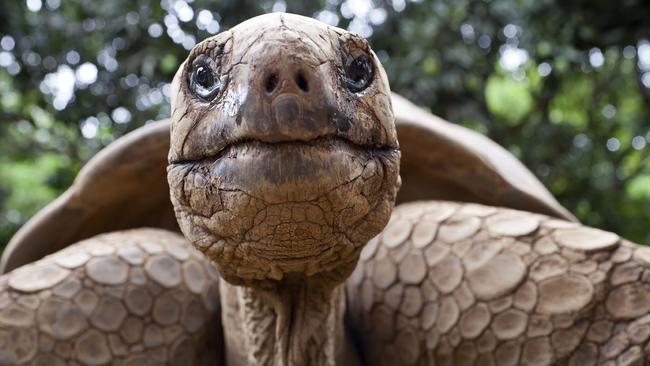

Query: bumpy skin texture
[
  {"left": 348, "top": 201, "right": 650, "bottom": 365},
  {"left": 4, "top": 202, "right": 650, "bottom": 365},
  {"left": 0, "top": 229, "right": 222, "bottom": 365},
  {"left": 7, "top": 12, "right": 650, "bottom": 366},
  {"left": 167, "top": 14, "right": 400, "bottom": 289},
  {"left": 166, "top": 14, "right": 401, "bottom": 366}
]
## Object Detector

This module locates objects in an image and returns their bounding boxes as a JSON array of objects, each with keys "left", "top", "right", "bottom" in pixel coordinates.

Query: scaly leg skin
[
  {"left": 347, "top": 200, "right": 650, "bottom": 366},
  {"left": 0, "top": 228, "right": 223, "bottom": 365}
]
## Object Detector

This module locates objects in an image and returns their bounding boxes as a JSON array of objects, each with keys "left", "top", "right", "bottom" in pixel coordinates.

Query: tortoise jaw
[
  {"left": 168, "top": 135, "right": 399, "bottom": 204},
  {"left": 167, "top": 135, "right": 401, "bottom": 286},
  {"left": 167, "top": 12, "right": 401, "bottom": 286},
  {"left": 169, "top": 134, "right": 398, "bottom": 165}
]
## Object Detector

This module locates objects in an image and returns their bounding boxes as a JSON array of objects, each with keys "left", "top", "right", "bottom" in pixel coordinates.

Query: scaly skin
[
  {"left": 4, "top": 12, "right": 650, "bottom": 366},
  {"left": 0, "top": 229, "right": 222, "bottom": 365},
  {"left": 348, "top": 201, "right": 650, "bottom": 365},
  {"left": 166, "top": 13, "right": 400, "bottom": 288},
  {"left": 167, "top": 13, "right": 400, "bottom": 366},
  {"left": 2, "top": 202, "right": 650, "bottom": 364}
]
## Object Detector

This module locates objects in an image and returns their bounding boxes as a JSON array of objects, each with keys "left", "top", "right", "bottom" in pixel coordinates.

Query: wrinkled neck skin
[
  {"left": 166, "top": 13, "right": 401, "bottom": 366},
  {"left": 220, "top": 275, "right": 358, "bottom": 366}
]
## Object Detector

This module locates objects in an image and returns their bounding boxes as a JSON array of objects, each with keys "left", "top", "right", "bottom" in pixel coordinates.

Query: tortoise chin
[
  {"left": 167, "top": 138, "right": 400, "bottom": 285},
  {"left": 167, "top": 12, "right": 402, "bottom": 286}
]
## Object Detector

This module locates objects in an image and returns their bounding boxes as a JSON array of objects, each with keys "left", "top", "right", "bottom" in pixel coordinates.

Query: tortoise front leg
[
  {"left": 347, "top": 201, "right": 650, "bottom": 365},
  {"left": 0, "top": 228, "right": 223, "bottom": 365}
]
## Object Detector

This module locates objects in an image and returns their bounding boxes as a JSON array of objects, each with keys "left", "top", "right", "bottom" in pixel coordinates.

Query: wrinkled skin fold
[
  {"left": 1, "top": 11, "right": 650, "bottom": 366},
  {"left": 168, "top": 140, "right": 399, "bottom": 283},
  {"left": 167, "top": 15, "right": 401, "bottom": 292},
  {"left": 167, "top": 13, "right": 400, "bottom": 365}
]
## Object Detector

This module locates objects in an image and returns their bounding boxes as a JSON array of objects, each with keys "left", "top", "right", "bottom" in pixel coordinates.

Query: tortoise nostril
[
  {"left": 265, "top": 72, "right": 279, "bottom": 94},
  {"left": 295, "top": 72, "right": 309, "bottom": 93}
]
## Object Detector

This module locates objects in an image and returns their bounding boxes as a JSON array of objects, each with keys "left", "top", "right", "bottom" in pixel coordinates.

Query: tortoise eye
[
  {"left": 189, "top": 56, "right": 220, "bottom": 101},
  {"left": 195, "top": 66, "right": 213, "bottom": 87},
  {"left": 344, "top": 54, "right": 374, "bottom": 93}
]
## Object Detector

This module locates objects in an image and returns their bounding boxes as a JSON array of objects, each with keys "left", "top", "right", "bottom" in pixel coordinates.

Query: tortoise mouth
[
  {"left": 168, "top": 135, "right": 399, "bottom": 166},
  {"left": 168, "top": 136, "right": 400, "bottom": 205}
]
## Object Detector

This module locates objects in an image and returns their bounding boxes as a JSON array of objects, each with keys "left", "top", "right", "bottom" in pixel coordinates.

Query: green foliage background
[{"left": 1, "top": 0, "right": 650, "bottom": 247}]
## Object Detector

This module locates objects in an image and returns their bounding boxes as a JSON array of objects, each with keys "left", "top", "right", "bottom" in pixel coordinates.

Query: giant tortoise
[{"left": 1, "top": 13, "right": 648, "bottom": 366}]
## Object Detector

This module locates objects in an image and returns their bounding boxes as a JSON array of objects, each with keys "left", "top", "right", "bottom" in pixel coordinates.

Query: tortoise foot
[{"left": 0, "top": 228, "right": 223, "bottom": 365}]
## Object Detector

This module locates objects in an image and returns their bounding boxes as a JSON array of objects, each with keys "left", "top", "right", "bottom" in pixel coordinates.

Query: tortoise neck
[{"left": 220, "top": 277, "right": 353, "bottom": 366}]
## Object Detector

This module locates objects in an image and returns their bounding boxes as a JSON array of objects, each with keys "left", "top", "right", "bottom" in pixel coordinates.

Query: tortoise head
[{"left": 167, "top": 13, "right": 401, "bottom": 287}]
